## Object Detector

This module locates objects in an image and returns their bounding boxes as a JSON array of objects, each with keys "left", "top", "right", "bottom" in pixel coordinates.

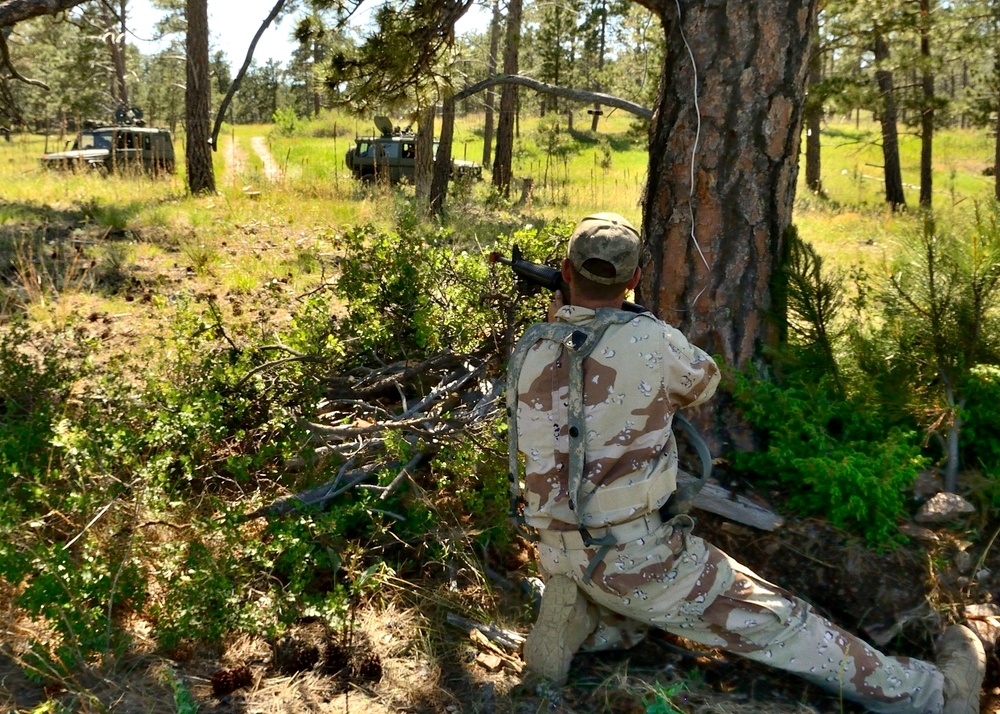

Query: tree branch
[
  {"left": 453, "top": 74, "right": 652, "bottom": 120},
  {"left": 0, "top": 32, "right": 48, "bottom": 89},
  {"left": 0, "top": 0, "right": 86, "bottom": 27},
  {"left": 210, "top": 0, "right": 287, "bottom": 151}
]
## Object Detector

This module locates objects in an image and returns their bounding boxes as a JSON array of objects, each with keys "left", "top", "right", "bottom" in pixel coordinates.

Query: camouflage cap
[{"left": 567, "top": 212, "right": 641, "bottom": 285}]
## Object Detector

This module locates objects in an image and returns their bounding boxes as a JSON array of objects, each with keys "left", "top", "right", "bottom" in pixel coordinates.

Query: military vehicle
[
  {"left": 40, "top": 108, "right": 175, "bottom": 174},
  {"left": 345, "top": 116, "right": 482, "bottom": 184}
]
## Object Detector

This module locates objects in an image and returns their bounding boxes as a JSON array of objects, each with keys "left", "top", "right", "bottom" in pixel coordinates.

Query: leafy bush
[
  {"left": 332, "top": 219, "right": 561, "bottom": 364},
  {"left": 426, "top": 414, "right": 511, "bottom": 549},
  {"left": 272, "top": 107, "right": 302, "bottom": 137},
  {"left": 0, "top": 321, "right": 150, "bottom": 675},
  {"left": 732, "top": 375, "right": 926, "bottom": 546},
  {"left": 961, "top": 365, "right": 1000, "bottom": 476},
  {"left": 0, "top": 207, "right": 571, "bottom": 680},
  {"left": 3, "top": 540, "right": 146, "bottom": 675}
]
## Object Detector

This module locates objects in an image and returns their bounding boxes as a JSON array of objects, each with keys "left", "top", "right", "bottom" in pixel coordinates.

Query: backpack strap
[
  {"left": 506, "top": 308, "right": 713, "bottom": 582},
  {"left": 506, "top": 309, "right": 640, "bottom": 556}
]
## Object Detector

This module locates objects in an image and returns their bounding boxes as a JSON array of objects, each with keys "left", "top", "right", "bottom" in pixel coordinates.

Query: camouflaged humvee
[
  {"left": 40, "top": 109, "right": 175, "bottom": 174},
  {"left": 344, "top": 116, "right": 482, "bottom": 184}
]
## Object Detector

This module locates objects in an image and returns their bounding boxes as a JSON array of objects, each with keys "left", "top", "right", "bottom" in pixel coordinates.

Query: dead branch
[
  {"left": 0, "top": 0, "right": 87, "bottom": 28},
  {"left": 377, "top": 452, "right": 424, "bottom": 501},
  {"left": 453, "top": 74, "right": 652, "bottom": 120},
  {"left": 248, "top": 466, "right": 373, "bottom": 519},
  {"left": 0, "top": 32, "right": 48, "bottom": 89},
  {"left": 324, "top": 351, "right": 469, "bottom": 400},
  {"left": 445, "top": 612, "right": 525, "bottom": 652}
]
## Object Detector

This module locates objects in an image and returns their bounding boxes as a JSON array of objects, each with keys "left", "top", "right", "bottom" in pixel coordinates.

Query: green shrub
[
  {"left": 272, "top": 107, "right": 302, "bottom": 137},
  {"left": 426, "top": 414, "right": 511, "bottom": 549},
  {"left": 5, "top": 540, "right": 146, "bottom": 674},
  {"left": 732, "top": 375, "right": 926, "bottom": 546},
  {"left": 334, "top": 222, "right": 499, "bottom": 362},
  {"left": 962, "top": 364, "right": 1000, "bottom": 476}
]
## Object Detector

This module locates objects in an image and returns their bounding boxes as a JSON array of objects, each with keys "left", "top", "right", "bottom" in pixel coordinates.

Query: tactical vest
[{"left": 506, "top": 308, "right": 712, "bottom": 582}]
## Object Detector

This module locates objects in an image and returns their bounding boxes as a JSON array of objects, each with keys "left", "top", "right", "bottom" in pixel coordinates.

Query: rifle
[{"left": 489, "top": 244, "right": 647, "bottom": 314}]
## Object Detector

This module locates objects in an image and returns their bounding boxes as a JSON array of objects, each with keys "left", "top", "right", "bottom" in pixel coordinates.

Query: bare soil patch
[
  {"left": 251, "top": 136, "right": 284, "bottom": 182},
  {"left": 225, "top": 134, "right": 248, "bottom": 179}
]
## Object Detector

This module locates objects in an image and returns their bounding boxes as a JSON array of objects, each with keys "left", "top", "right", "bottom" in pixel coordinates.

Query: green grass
[
  {"left": 798, "top": 117, "right": 994, "bottom": 210},
  {"left": 794, "top": 116, "right": 997, "bottom": 270}
]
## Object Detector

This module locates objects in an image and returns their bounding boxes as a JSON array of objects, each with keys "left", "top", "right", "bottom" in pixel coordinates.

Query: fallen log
[
  {"left": 679, "top": 471, "right": 784, "bottom": 532},
  {"left": 445, "top": 612, "right": 525, "bottom": 653}
]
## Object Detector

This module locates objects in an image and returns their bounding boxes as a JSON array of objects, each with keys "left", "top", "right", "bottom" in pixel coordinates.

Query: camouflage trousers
[{"left": 535, "top": 514, "right": 945, "bottom": 714}]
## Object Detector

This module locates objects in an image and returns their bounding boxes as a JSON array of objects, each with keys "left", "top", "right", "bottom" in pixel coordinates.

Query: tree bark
[
  {"left": 874, "top": 30, "right": 905, "bottom": 211},
  {"left": 804, "top": 20, "right": 821, "bottom": 194},
  {"left": 101, "top": 0, "right": 129, "bottom": 108},
  {"left": 492, "top": 0, "right": 521, "bottom": 197},
  {"left": 636, "top": 0, "right": 818, "bottom": 452},
  {"left": 431, "top": 93, "right": 455, "bottom": 216},
  {"left": 919, "top": 0, "right": 934, "bottom": 209},
  {"left": 185, "top": 0, "right": 215, "bottom": 194},
  {"left": 0, "top": 0, "right": 87, "bottom": 28},
  {"left": 481, "top": 0, "right": 501, "bottom": 168},
  {"left": 415, "top": 105, "right": 435, "bottom": 206}
]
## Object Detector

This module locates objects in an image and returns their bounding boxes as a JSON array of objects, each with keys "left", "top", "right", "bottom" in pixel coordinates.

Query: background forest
[{"left": 4, "top": 0, "right": 1000, "bottom": 713}]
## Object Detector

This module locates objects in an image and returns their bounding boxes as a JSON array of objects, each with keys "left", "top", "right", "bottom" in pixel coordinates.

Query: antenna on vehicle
[{"left": 373, "top": 116, "right": 393, "bottom": 138}]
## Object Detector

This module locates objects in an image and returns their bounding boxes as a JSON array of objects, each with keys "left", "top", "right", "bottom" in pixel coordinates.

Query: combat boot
[
  {"left": 522, "top": 575, "right": 596, "bottom": 685},
  {"left": 937, "top": 624, "right": 985, "bottom": 714}
]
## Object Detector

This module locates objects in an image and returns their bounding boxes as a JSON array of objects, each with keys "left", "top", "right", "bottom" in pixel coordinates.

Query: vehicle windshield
[{"left": 74, "top": 131, "right": 112, "bottom": 151}]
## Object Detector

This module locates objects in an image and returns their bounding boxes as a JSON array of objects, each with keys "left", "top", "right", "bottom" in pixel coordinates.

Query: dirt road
[{"left": 251, "top": 136, "right": 283, "bottom": 181}]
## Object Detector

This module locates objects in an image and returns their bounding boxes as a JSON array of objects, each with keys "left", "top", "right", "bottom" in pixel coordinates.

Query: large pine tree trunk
[
  {"left": 637, "top": 0, "right": 817, "bottom": 451},
  {"left": 185, "top": 0, "right": 215, "bottom": 195},
  {"left": 482, "top": 0, "right": 501, "bottom": 168},
  {"left": 874, "top": 31, "right": 905, "bottom": 211},
  {"left": 102, "top": 0, "right": 129, "bottom": 108},
  {"left": 492, "top": 0, "right": 521, "bottom": 197}
]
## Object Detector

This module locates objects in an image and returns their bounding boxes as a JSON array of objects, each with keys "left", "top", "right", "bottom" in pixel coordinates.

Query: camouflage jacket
[{"left": 513, "top": 306, "right": 720, "bottom": 531}]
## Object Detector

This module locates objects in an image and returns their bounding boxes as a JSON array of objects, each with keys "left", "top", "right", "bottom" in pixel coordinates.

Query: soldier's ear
[
  {"left": 626, "top": 267, "right": 641, "bottom": 291},
  {"left": 561, "top": 258, "right": 573, "bottom": 284}
]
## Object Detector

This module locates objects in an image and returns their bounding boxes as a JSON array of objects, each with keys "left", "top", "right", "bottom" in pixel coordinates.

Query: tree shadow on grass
[{"left": 0, "top": 198, "right": 152, "bottom": 237}]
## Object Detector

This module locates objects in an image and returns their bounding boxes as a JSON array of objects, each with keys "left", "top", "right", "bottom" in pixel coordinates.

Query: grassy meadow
[{"left": 1, "top": 108, "right": 999, "bottom": 713}]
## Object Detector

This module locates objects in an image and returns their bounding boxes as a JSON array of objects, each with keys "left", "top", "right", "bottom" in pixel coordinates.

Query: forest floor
[
  {"left": 3, "top": 126, "right": 1000, "bottom": 713},
  {"left": 4, "top": 508, "right": 999, "bottom": 713},
  {"left": 169, "top": 510, "right": 1000, "bottom": 714}
]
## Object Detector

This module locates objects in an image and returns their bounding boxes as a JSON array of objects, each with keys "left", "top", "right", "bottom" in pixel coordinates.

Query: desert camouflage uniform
[{"left": 513, "top": 306, "right": 945, "bottom": 714}]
